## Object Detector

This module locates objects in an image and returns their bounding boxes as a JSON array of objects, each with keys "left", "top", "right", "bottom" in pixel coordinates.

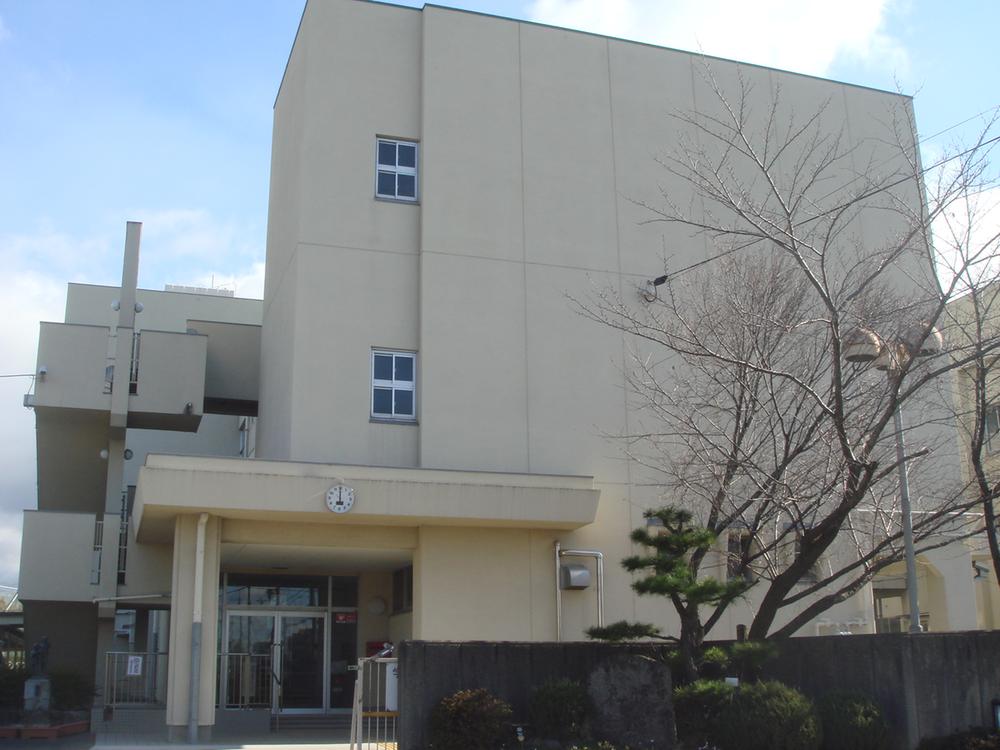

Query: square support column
[{"left": 166, "top": 514, "right": 221, "bottom": 741}]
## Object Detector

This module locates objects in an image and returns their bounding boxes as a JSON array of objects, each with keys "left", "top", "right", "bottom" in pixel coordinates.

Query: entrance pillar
[{"left": 166, "top": 514, "right": 221, "bottom": 742}]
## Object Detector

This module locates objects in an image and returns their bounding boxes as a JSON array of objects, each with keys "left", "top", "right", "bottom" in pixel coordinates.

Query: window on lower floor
[
  {"left": 371, "top": 349, "right": 416, "bottom": 421},
  {"left": 375, "top": 137, "right": 418, "bottom": 201}
]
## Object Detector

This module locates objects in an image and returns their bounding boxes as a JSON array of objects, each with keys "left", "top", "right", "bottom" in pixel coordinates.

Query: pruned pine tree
[{"left": 588, "top": 507, "right": 753, "bottom": 684}]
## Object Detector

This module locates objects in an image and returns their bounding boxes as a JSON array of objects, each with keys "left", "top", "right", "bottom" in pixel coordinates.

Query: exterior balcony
[
  {"left": 31, "top": 322, "right": 208, "bottom": 432},
  {"left": 19, "top": 510, "right": 118, "bottom": 602},
  {"left": 19, "top": 509, "right": 172, "bottom": 607}
]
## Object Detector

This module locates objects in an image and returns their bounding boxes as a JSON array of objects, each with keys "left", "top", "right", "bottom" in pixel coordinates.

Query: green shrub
[
  {"left": 698, "top": 646, "right": 730, "bottom": 680},
  {"left": 917, "top": 729, "right": 1000, "bottom": 750},
  {"left": 673, "top": 678, "right": 735, "bottom": 747},
  {"left": 48, "top": 671, "right": 95, "bottom": 711},
  {"left": 676, "top": 679, "right": 820, "bottom": 750},
  {"left": 714, "top": 680, "right": 821, "bottom": 750},
  {"left": 0, "top": 667, "right": 28, "bottom": 718},
  {"left": 429, "top": 688, "right": 513, "bottom": 750},
  {"left": 529, "top": 678, "right": 590, "bottom": 740},
  {"left": 817, "top": 691, "right": 889, "bottom": 750},
  {"left": 727, "top": 640, "right": 777, "bottom": 683}
]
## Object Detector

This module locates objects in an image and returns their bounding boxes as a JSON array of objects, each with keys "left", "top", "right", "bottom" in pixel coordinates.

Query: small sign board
[
  {"left": 126, "top": 655, "right": 143, "bottom": 676},
  {"left": 334, "top": 612, "right": 357, "bottom": 624}
]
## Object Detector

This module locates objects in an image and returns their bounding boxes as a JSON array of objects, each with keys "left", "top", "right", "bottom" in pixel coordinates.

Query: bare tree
[
  {"left": 580, "top": 68, "right": 1000, "bottom": 641},
  {"left": 934, "top": 118, "right": 1000, "bottom": 587}
]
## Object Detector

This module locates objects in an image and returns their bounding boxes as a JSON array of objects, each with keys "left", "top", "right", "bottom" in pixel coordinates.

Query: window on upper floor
[
  {"left": 375, "top": 137, "right": 418, "bottom": 202},
  {"left": 371, "top": 349, "right": 416, "bottom": 421}
]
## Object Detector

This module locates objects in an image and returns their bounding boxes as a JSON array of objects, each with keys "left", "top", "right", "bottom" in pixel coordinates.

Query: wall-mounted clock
[{"left": 326, "top": 484, "right": 355, "bottom": 513}]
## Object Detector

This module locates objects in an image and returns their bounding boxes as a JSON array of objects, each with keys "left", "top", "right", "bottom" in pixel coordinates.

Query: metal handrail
[{"left": 350, "top": 645, "right": 398, "bottom": 750}]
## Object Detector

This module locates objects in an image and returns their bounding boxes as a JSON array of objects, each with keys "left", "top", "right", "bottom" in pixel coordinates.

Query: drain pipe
[
  {"left": 554, "top": 543, "right": 605, "bottom": 641},
  {"left": 555, "top": 542, "right": 562, "bottom": 642},
  {"left": 188, "top": 513, "right": 208, "bottom": 744}
]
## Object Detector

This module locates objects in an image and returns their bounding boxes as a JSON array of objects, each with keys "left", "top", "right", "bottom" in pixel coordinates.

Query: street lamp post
[{"left": 844, "top": 325, "right": 943, "bottom": 634}]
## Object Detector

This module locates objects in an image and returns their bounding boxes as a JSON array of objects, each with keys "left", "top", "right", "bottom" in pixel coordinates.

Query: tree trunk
[{"left": 676, "top": 610, "right": 704, "bottom": 684}]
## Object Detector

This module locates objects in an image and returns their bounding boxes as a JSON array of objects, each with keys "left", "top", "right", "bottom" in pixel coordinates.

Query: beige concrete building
[{"left": 17, "top": 0, "right": 993, "bottom": 740}]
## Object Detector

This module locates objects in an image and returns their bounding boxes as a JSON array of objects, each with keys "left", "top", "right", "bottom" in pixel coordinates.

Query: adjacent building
[{"left": 17, "top": 0, "right": 995, "bottom": 740}]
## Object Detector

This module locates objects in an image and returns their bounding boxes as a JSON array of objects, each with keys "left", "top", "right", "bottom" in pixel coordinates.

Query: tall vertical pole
[
  {"left": 891, "top": 389, "right": 923, "bottom": 633},
  {"left": 188, "top": 513, "right": 209, "bottom": 743}
]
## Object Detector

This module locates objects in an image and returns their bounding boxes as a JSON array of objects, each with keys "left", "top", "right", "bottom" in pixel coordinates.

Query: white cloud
[
  {"left": 0, "top": 271, "right": 65, "bottom": 588},
  {"left": 0, "top": 15, "right": 10, "bottom": 43},
  {"left": 189, "top": 261, "right": 266, "bottom": 300},
  {"left": 932, "top": 182, "right": 1000, "bottom": 291},
  {"left": 127, "top": 208, "right": 265, "bottom": 295},
  {"left": 1, "top": 226, "right": 118, "bottom": 283},
  {"left": 0, "top": 514, "right": 23, "bottom": 589},
  {"left": 528, "top": 0, "right": 908, "bottom": 78}
]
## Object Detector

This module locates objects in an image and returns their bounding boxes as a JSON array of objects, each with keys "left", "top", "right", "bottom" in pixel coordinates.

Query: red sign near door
[{"left": 334, "top": 612, "right": 357, "bottom": 623}]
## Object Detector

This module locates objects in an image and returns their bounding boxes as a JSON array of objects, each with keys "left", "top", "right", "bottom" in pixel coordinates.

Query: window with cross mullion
[
  {"left": 375, "top": 138, "right": 418, "bottom": 201},
  {"left": 371, "top": 349, "right": 416, "bottom": 421}
]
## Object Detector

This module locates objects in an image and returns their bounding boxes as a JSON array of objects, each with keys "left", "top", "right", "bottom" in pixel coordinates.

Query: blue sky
[{"left": 0, "top": 0, "right": 997, "bottom": 588}]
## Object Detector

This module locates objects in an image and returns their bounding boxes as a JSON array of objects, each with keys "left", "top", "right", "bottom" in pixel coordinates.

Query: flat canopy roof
[{"left": 134, "top": 454, "right": 601, "bottom": 543}]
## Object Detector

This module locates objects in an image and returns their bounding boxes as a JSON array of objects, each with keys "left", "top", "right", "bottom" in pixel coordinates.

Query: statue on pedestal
[{"left": 24, "top": 637, "right": 52, "bottom": 724}]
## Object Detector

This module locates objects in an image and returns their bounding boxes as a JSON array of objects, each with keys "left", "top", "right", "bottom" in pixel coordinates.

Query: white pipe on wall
[
  {"left": 555, "top": 545, "right": 605, "bottom": 641},
  {"left": 188, "top": 513, "right": 208, "bottom": 744}
]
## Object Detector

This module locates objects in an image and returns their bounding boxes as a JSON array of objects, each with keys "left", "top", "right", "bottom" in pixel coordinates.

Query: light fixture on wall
[
  {"left": 368, "top": 596, "right": 387, "bottom": 615},
  {"left": 640, "top": 274, "right": 669, "bottom": 303},
  {"left": 123, "top": 449, "right": 134, "bottom": 461}
]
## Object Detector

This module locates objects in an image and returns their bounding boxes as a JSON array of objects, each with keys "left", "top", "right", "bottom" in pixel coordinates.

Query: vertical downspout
[
  {"left": 188, "top": 513, "right": 209, "bottom": 744},
  {"left": 554, "top": 541, "right": 562, "bottom": 641}
]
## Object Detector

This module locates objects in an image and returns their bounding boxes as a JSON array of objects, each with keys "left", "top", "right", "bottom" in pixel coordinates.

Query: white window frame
[
  {"left": 374, "top": 137, "right": 418, "bottom": 202},
  {"left": 371, "top": 349, "right": 416, "bottom": 421}
]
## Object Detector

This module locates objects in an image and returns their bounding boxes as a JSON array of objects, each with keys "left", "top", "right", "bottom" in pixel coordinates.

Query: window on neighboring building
[
  {"left": 371, "top": 349, "right": 416, "bottom": 420},
  {"left": 375, "top": 138, "right": 418, "bottom": 201},
  {"left": 791, "top": 530, "right": 824, "bottom": 584},
  {"left": 726, "top": 528, "right": 757, "bottom": 583},
  {"left": 985, "top": 403, "right": 1000, "bottom": 453}
]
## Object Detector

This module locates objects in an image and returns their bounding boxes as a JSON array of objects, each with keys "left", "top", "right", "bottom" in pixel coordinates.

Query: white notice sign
[{"left": 126, "top": 655, "right": 143, "bottom": 676}]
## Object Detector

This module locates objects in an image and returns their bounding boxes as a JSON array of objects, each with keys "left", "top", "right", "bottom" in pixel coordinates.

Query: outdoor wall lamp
[{"left": 640, "top": 274, "right": 669, "bottom": 303}]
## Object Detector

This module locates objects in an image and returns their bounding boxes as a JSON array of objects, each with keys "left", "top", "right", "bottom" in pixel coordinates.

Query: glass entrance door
[
  {"left": 276, "top": 613, "right": 326, "bottom": 712},
  {"left": 220, "top": 575, "right": 360, "bottom": 715}
]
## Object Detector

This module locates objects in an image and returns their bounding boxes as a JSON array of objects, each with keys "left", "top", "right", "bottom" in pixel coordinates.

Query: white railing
[
  {"left": 116, "top": 515, "right": 129, "bottom": 585},
  {"left": 220, "top": 653, "right": 273, "bottom": 709},
  {"left": 129, "top": 331, "right": 141, "bottom": 392},
  {"left": 104, "top": 651, "right": 168, "bottom": 707},
  {"left": 91, "top": 519, "right": 104, "bottom": 585},
  {"left": 350, "top": 646, "right": 398, "bottom": 750}
]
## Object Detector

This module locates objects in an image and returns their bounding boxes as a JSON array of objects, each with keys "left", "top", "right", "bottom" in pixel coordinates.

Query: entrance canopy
[{"left": 133, "top": 454, "right": 601, "bottom": 544}]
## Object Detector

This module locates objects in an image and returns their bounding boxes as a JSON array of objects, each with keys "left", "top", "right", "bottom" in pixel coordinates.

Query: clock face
[{"left": 325, "top": 485, "right": 355, "bottom": 513}]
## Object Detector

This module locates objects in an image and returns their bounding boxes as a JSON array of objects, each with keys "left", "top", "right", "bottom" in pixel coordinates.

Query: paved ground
[{"left": 0, "top": 732, "right": 362, "bottom": 750}]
